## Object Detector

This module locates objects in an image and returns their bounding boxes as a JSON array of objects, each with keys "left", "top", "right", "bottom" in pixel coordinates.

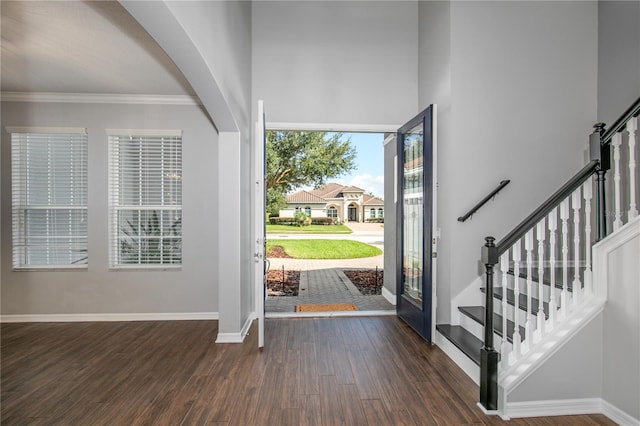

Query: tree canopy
[{"left": 266, "top": 131, "right": 356, "bottom": 215}]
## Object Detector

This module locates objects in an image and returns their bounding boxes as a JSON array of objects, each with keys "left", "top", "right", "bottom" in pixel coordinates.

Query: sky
[{"left": 331, "top": 132, "right": 385, "bottom": 198}]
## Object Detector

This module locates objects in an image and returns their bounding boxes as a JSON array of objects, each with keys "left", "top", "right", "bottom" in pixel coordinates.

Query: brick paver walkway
[{"left": 265, "top": 256, "right": 394, "bottom": 314}]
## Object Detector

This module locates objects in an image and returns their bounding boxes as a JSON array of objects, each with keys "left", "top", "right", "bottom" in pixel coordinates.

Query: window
[
  {"left": 327, "top": 206, "right": 337, "bottom": 218},
  {"left": 370, "top": 208, "right": 376, "bottom": 218},
  {"left": 9, "top": 127, "right": 88, "bottom": 268},
  {"left": 304, "top": 206, "right": 311, "bottom": 216},
  {"left": 378, "top": 208, "right": 384, "bottom": 218},
  {"left": 108, "top": 130, "right": 182, "bottom": 268}
]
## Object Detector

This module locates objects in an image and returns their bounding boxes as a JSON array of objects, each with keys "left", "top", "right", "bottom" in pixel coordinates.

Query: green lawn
[
  {"left": 267, "top": 239, "right": 382, "bottom": 259},
  {"left": 266, "top": 224, "right": 352, "bottom": 234}
]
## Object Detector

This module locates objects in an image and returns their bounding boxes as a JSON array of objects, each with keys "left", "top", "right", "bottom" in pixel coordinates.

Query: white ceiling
[{"left": 1, "top": 1, "right": 195, "bottom": 96}]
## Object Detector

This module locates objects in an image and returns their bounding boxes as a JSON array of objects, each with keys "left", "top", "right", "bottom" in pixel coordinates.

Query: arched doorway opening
[{"left": 348, "top": 203, "right": 359, "bottom": 222}]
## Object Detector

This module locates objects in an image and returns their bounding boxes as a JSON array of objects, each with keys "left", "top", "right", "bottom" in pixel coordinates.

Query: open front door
[
  {"left": 396, "top": 105, "right": 437, "bottom": 343},
  {"left": 254, "top": 100, "right": 267, "bottom": 348}
]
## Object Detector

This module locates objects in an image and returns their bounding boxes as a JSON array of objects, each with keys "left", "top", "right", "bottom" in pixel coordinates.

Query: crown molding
[{"left": 1, "top": 91, "right": 201, "bottom": 106}]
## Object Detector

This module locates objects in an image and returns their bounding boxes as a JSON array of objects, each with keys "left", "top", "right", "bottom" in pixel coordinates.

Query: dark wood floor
[{"left": 1, "top": 317, "right": 615, "bottom": 425}]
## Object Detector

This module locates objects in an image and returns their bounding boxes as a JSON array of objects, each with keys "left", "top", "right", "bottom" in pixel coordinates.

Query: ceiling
[{"left": 1, "top": 1, "right": 195, "bottom": 96}]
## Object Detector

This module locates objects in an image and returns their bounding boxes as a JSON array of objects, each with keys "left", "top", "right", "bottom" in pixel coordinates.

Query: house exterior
[
  {"left": 279, "top": 183, "right": 384, "bottom": 222},
  {"left": 1, "top": 0, "right": 638, "bottom": 422}
]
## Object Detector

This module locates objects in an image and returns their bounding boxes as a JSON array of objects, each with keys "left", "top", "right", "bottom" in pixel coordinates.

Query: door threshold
[{"left": 266, "top": 310, "right": 396, "bottom": 319}]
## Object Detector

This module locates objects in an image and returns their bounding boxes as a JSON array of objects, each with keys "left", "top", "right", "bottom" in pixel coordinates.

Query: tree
[{"left": 266, "top": 131, "right": 356, "bottom": 216}]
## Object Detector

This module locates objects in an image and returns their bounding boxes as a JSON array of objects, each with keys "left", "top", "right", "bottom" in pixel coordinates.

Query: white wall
[
  {"left": 420, "top": 1, "right": 598, "bottom": 323},
  {"left": 1, "top": 101, "right": 218, "bottom": 316},
  {"left": 508, "top": 314, "right": 604, "bottom": 402},
  {"left": 252, "top": 0, "right": 419, "bottom": 126},
  {"left": 602, "top": 233, "right": 640, "bottom": 420},
  {"left": 123, "top": 1, "right": 254, "bottom": 335},
  {"left": 417, "top": 0, "right": 452, "bottom": 321},
  {"left": 597, "top": 1, "right": 640, "bottom": 126}
]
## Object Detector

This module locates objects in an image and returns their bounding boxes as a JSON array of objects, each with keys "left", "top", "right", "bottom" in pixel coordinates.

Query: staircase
[{"left": 436, "top": 97, "right": 640, "bottom": 419}]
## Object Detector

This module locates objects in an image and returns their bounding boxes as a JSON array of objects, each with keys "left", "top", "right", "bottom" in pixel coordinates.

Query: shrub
[
  {"left": 294, "top": 211, "right": 311, "bottom": 226},
  {"left": 365, "top": 218, "right": 384, "bottom": 223},
  {"left": 311, "top": 217, "right": 334, "bottom": 225},
  {"left": 269, "top": 217, "right": 297, "bottom": 225}
]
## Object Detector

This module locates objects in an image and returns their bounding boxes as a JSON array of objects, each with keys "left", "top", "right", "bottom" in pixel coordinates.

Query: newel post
[
  {"left": 480, "top": 236, "right": 499, "bottom": 411},
  {"left": 590, "top": 123, "right": 608, "bottom": 240}
]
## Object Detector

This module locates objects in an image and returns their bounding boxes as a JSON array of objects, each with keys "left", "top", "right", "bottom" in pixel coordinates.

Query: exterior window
[
  {"left": 108, "top": 130, "right": 182, "bottom": 268},
  {"left": 304, "top": 206, "right": 311, "bottom": 216},
  {"left": 295, "top": 206, "right": 301, "bottom": 213},
  {"left": 370, "top": 208, "right": 376, "bottom": 218},
  {"left": 378, "top": 208, "right": 384, "bottom": 218},
  {"left": 10, "top": 128, "right": 88, "bottom": 268},
  {"left": 327, "top": 206, "right": 337, "bottom": 218}
]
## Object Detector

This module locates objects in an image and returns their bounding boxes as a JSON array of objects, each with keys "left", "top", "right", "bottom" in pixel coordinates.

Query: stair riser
[
  {"left": 459, "top": 314, "right": 513, "bottom": 352},
  {"left": 491, "top": 295, "right": 544, "bottom": 327},
  {"left": 490, "top": 286, "right": 567, "bottom": 322}
]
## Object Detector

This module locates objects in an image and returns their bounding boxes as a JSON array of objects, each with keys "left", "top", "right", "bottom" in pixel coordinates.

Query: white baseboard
[
  {"left": 0, "top": 312, "right": 218, "bottom": 323},
  {"left": 240, "top": 315, "right": 253, "bottom": 339},
  {"left": 506, "top": 398, "right": 601, "bottom": 418},
  {"left": 507, "top": 397, "right": 640, "bottom": 423},
  {"left": 382, "top": 286, "right": 396, "bottom": 306},
  {"left": 215, "top": 332, "right": 244, "bottom": 343},
  {"left": 602, "top": 399, "right": 640, "bottom": 426},
  {"left": 215, "top": 315, "right": 254, "bottom": 344}
]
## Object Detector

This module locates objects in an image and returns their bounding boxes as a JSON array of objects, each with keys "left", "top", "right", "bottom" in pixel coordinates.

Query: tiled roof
[
  {"left": 286, "top": 190, "right": 328, "bottom": 203},
  {"left": 310, "top": 182, "right": 343, "bottom": 197},
  {"left": 363, "top": 194, "right": 384, "bottom": 206},
  {"left": 288, "top": 183, "right": 384, "bottom": 204},
  {"left": 341, "top": 185, "right": 365, "bottom": 192},
  {"left": 404, "top": 156, "right": 423, "bottom": 170}
]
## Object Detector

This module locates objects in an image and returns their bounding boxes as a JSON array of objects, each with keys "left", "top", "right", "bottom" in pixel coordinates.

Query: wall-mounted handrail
[
  {"left": 458, "top": 180, "right": 510, "bottom": 222},
  {"left": 495, "top": 161, "right": 598, "bottom": 255},
  {"left": 479, "top": 96, "right": 640, "bottom": 413}
]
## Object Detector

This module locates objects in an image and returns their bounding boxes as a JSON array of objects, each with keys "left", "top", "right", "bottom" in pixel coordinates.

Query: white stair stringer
[{"left": 497, "top": 295, "right": 606, "bottom": 419}]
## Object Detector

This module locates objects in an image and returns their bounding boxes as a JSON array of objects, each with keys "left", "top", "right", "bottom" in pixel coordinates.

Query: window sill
[
  {"left": 13, "top": 266, "right": 88, "bottom": 272},
  {"left": 108, "top": 265, "right": 182, "bottom": 272}
]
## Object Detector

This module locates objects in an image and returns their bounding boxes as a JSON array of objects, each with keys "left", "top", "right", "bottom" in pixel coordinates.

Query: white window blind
[
  {"left": 10, "top": 129, "right": 88, "bottom": 268},
  {"left": 108, "top": 131, "right": 182, "bottom": 267}
]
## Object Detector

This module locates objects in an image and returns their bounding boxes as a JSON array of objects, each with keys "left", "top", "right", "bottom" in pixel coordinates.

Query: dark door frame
[{"left": 396, "top": 105, "right": 435, "bottom": 343}]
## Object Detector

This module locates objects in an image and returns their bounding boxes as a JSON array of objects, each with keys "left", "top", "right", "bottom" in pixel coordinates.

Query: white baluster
[
  {"left": 572, "top": 188, "right": 582, "bottom": 306},
  {"left": 500, "top": 252, "right": 510, "bottom": 367},
  {"left": 535, "top": 219, "right": 546, "bottom": 340},
  {"left": 524, "top": 229, "right": 534, "bottom": 345},
  {"left": 612, "top": 132, "right": 623, "bottom": 230},
  {"left": 560, "top": 198, "right": 570, "bottom": 317},
  {"left": 628, "top": 116, "right": 638, "bottom": 220},
  {"left": 511, "top": 240, "right": 522, "bottom": 360},
  {"left": 583, "top": 180, "right": 593, "bottom": 296},
  {"left": 547, "top": 207, "right": 558, "bottom": 330}
]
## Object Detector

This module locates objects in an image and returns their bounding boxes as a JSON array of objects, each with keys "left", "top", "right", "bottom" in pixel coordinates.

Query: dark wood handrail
[
  {"left": 480, "top": 97, "right": 640, "bottom": 412},
  {"left": 495, "top": 161, "right": 598, "bottom": 255},
  {"left": 601, "top": 96, "right": 640, "bottom": 144},
  {"left": 458, "top": 180, "right": 511, "bottom": 222}
]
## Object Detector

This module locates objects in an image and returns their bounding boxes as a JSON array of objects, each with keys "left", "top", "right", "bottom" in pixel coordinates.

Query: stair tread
[
  {"left": 507, "top": 267, "right": 579, "bottom": 291},
  {"left": 436, "top": 324, "right": 482, "bottom": 366},
  {"left": 480, "top": 287, "right": 550, "bottom": 318},
  {"left": 459, "top": 306, "right": 526, "bottom": 343}
]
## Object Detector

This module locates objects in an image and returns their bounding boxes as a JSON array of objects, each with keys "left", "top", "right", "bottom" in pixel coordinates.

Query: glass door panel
[
  {"left": 403, "top": 123, "right": 424, "bottom": 307},
  {"left": 396, "top": 105, "right": 435, "bottom": 343}
]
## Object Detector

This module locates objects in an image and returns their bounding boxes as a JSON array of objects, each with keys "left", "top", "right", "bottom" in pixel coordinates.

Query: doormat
[{"left": 295, "top": 303, "right": 358, "bottom": 312}]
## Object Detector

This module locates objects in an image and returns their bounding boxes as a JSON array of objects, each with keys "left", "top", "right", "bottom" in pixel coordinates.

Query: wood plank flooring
[{"left": 1, "top": 317, "right": 616, "bottom": 425}]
